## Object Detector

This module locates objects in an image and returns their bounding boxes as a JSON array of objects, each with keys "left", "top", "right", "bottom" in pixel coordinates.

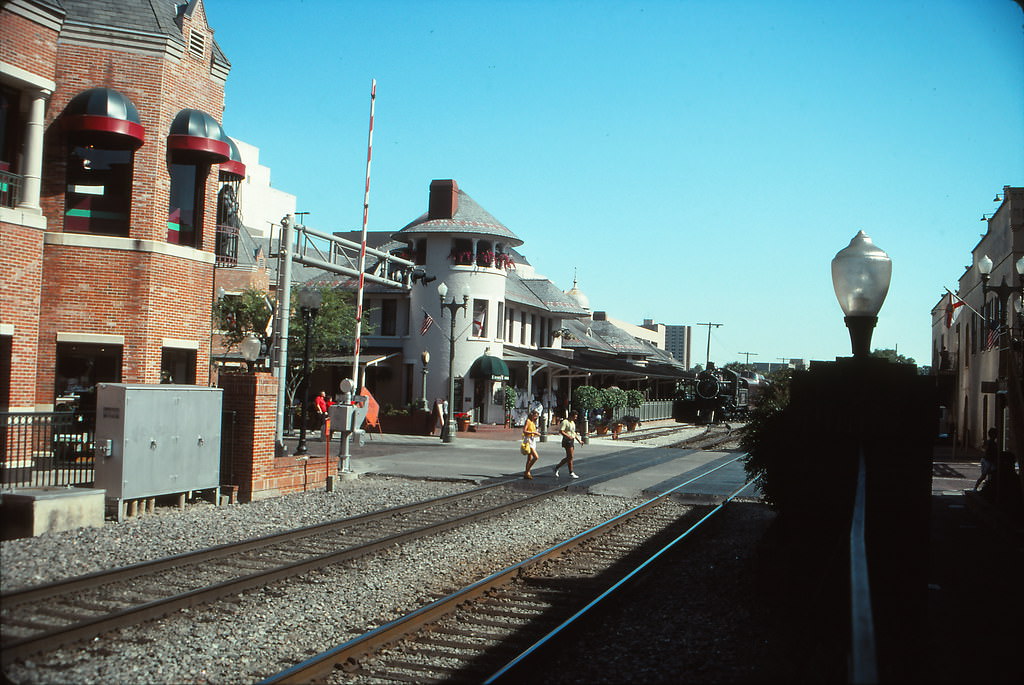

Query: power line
[{"left": 738, "top": 351, "right": 758, "bottom": 365}]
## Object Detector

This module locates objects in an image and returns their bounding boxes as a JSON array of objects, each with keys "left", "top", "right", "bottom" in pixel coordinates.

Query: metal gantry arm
[
  {"left": 271, "top": 214, "right": 415, "bottom": 455},
  {"left": 291, "top": 224, "right": 415, "bottom": 289}
]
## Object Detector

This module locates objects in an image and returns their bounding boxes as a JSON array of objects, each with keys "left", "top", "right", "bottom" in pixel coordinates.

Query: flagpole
[{"left": 944, "top": 287, "right": 983, "bottom": 321}]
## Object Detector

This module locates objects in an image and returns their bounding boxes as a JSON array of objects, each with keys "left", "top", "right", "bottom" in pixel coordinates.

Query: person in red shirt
[{"left": 315, "top": 391, "right": 330, "bottom": 440}]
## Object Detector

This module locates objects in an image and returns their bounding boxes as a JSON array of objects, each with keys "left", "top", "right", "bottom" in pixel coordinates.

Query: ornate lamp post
[
  {"left": 831, "top": 231, "right": 892, "bottom": 357},
  {"left": 293, "top": 288, "right": 322, "bottom": 456},
  {"left": 437, "top": 281, "right": 470, "bottom": 443},
  {"left": 239, "top": 333, "right": 262, "bottom": 372},
  {"left": 420, "top": 349, "right": 430, "bottom": 411},
  {"left": 976, "top": 255, "right": 1024, "bottom": 465}
]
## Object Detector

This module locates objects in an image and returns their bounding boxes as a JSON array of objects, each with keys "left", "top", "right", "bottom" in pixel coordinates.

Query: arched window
[{"left": 62, "top": 88, "right": 145, "bottom": 236}]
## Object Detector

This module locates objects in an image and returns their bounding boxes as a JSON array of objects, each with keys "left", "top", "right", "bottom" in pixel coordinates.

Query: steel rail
[
  {"left": 259, "top": 455, "right": 747, "bottom": 684},
  {"left": 1, "top": 481, "right": 509, "bottom": 607},
  {"left": 484, "top": 473, "right": 762, "bottom": 683},
  {"left": 0, "top": 482, "right": 541, "bottom": 665}
]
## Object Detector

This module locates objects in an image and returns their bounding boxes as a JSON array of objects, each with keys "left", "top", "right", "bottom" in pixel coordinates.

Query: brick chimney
[{"left": 428, "top": 179, "right": 459, "bottom": 219}]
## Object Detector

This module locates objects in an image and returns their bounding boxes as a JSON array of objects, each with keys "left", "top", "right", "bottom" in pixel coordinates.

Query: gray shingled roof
[
  {"left": 516, "top": 277, "right": 589, "bottom": 315},
  {"left": 395, "top": 190, "right": 523, "bottom": 246},
  {"left": 60, "top": 0, "right": 230, "bottom": 67}
]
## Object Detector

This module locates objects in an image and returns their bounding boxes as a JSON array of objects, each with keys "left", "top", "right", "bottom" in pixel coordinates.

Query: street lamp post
[
  {"left": 420, "top": 349, "right": 430, "bottom": 411},
  {"left": 831, "top": 231, "right": 892, "bottom": 357},
  {"left": 437, "top": 281, "right": 469, "bottom": 444},
  {"left": 293, "top": 288, "right": 322, "bottom": 456},
  {"left": 239, "top": 333, "right": 262, "bottom": 372},
  {"left": 975, "top": 255, "right": 1024, "bottom": 474}
]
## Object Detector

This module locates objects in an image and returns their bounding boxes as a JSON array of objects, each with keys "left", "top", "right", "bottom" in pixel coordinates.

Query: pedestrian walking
[
  {"left": 975, "top": 427, "right": 998, "bottom": 491},
  {"left": 315, "top": 391, "right": 330, "bottom": 440},
  {"left": 554, "top": 410, "right": 583, "bottom": 478},
  {"left": 522, "top": 409, "right": 541, "bottom": 479}
]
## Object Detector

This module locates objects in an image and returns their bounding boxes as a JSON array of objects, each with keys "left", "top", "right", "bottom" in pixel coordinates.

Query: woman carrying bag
[{"left": 521, "top": 410, "right": 541, "bottom": 479}]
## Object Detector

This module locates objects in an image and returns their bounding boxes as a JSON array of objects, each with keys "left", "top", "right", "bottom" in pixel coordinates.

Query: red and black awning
[
  {"left": 167, "top": 108, "right": 230, "bottom": 164},
  {"left": 62, "top": 87, "right": 145, "bottom": 150},
  {"left": 219, "top": 136, "right": 246, "bottom": 181}
]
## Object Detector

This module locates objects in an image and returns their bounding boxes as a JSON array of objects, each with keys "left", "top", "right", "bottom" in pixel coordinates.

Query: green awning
[{"left": 469, "top": 353, "right": 510, "bottom": 381}]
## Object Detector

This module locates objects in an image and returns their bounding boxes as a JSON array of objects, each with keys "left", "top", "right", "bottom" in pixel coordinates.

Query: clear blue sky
[{"left": 205, "top": 0, "right": 1023, "bottom": 369}]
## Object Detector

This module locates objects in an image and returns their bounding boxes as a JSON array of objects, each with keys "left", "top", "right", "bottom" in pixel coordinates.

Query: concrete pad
[{"left": 1, "top": 487, "right": 106, "bottom": 540}]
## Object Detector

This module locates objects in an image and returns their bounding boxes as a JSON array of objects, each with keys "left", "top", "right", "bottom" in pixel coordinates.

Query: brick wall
[
  {"left": 0, "top": 222, "right": 43, "bottom": 409},
  {"left": 0, "top": 11, "right": 59, "bottom": 81},
  {"left": 15, "top": 7, "right": 233, "bottom": 407},
  {"left": 219, "top": 372, "right": 337, "bottom": 502}
]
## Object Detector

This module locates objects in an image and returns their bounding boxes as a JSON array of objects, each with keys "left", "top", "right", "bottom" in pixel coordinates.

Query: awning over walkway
[
  {"left": 469, "top": 353, "right": 510, "bottom": 381},
  {"left": 503, "top": 346, "right": 691, "bottom": 381}
]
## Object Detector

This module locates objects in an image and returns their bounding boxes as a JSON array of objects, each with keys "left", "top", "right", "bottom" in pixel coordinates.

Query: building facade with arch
[{"left": 1, "top": 0, "right": 244, "bottom": 412}]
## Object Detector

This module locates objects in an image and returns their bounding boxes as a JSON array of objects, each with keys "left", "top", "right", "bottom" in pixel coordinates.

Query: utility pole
[
  {"left": 738, "top": 351, "right": 758, "bottom": 367},
  {"left": 695, "top": 322, "right": 722, "bottom": 368}
]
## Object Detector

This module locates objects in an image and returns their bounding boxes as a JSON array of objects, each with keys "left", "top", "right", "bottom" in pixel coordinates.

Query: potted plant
[
  {"left": 502, "top": 386, "right": 517, "bottom": 428},
  {"left": 454, "top": 411, "right": 472, "bottom": 432},
  {"left": 572, "top": 385, "right": 603, "bottom": 443},
  {"left": 624, "top": 389, "right": 644, "bottom": 430},
  {"left": 476, "top": 249, "right": 495, "bottom": 267}
]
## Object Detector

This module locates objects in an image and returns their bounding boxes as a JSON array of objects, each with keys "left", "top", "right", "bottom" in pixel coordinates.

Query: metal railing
[
  {"left": 0, "top": 168, "right": 22, "bottom": 209},
  {"left": 1, "top": 412, "right": 95, "bottom": 489},
  {"left": 848, "top": 449, "right": 878, "bottom": 684},
  {"left": 215, "top": 224, "right": 239, "bottom": 267},
  {"left": 610, "top": 399, "right": 674, "bottom": 423}
]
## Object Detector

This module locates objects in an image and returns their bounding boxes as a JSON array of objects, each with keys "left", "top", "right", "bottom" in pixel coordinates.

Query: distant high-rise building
[{"left": 659, "top": 323, "right": 692, "bottom": 369}]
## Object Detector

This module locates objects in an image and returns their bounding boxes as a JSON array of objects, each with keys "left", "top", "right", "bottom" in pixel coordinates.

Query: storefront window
[
  {"left": 54, "top": 342, "right": 122, "bottom": 413},
  {"left": 65, "top": 145, "right": 133, "bottom": 235}
]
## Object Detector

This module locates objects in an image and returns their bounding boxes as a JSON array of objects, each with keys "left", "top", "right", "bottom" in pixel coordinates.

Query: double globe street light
[{"left": 437, "top": 281, "right": 470, "bottom": 443}]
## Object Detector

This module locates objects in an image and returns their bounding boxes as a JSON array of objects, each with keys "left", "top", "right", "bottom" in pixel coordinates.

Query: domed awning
[
  {"left": 219, "top": 136, "right": 246, "bottom": 181},
  {"left": 469, "top": 353, "right": 510, "bottom": 381},
  {"left": 167, "top": 108, "right": 230, "bottom": 163},
  {"left": 62, "top": 87, "right": 145, "bottom": 150}
]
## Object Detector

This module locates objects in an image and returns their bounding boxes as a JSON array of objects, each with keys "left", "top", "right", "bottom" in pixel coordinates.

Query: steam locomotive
[{"left": 674, "top": 365, "right": 766, "bottom": 424}]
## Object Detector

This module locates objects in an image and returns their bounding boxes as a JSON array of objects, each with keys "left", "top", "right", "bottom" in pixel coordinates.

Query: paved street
[{"left": 284, "top": 420, "right": 754, "bottom": 502}]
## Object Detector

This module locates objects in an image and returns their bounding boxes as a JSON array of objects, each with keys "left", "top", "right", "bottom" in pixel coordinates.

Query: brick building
[{"left": 1, "top": 0, "right": 244, "bottom": 411}]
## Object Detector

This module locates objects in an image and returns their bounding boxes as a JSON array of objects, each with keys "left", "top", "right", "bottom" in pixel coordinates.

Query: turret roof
[{"left": 395, "top": 190, "right": 523, "bottom": 246}]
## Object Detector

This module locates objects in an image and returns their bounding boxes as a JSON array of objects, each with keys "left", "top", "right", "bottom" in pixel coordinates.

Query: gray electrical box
[{"left": 94, "top": 384, "right": 222, "bottom": 520}]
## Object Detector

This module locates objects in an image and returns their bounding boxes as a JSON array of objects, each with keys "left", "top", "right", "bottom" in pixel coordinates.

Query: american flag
[
  {"left": 419, "top": 311, "right": 435, "bottom": 336},
  {"left": 985, "top": 319, "right": 1000, "bottom": 350}
]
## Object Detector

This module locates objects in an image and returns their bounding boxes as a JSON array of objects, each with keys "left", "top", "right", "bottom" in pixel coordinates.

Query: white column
[{"left": 17, "top": 89, "right": 48, "bottom": 212}]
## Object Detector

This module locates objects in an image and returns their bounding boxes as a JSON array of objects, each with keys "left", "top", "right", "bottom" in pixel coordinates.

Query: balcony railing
[
  {"left": 0, "top": 168, "right": 22, "bottom": 209},
  {"left": 215, "top": 224, "right": 239, "bottom": 267}
]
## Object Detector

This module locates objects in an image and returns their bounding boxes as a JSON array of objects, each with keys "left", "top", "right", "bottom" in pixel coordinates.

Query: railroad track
[
  {"left": 0, "top": 445, "right": 718, "bottom": 666},
  {"left": 260, "top": 457, "right": 758, "bottom": 684},
  {"left": 614, "top": 422, "right": 741, "bottom": 450},
  {"left": 0, "top": 482, "right": 548, "bottom": 665}
]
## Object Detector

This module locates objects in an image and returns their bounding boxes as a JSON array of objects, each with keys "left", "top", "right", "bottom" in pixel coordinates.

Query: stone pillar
[
  {"left": 219, "top": 371, "right": 278, "bottom": 503},
  {"left": 17, "top": 90, "right": 47, "bottom": 212}
]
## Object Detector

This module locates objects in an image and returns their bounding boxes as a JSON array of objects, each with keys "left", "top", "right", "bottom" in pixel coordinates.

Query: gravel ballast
[{"left": 2, "top": 476, "right": 643, "bottom": 684}]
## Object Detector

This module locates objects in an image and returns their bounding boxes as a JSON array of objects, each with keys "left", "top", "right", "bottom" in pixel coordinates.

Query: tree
[
  {"left": 213, "top": 287, "right": 273, "bottom": 353},
  {"left": 603, "top": 387, "right": 627, "bottom": 416},
  {"left": 214, "top": 286, "right": 362, "bottom": 421},
  {"left": 739, "top": 367, "right": 794, "bottom": 510},
  {"left": 625, "top": 389, "right": 644, "bottom": 410},
  {"left": 870, "top": 348, "right": 916, "bottom": 365}
]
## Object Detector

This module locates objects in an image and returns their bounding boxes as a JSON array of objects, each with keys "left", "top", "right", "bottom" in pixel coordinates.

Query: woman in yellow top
[
  {"left": 522, "top": 409, "right": 541, "bottom": 479},
  {"left": 554, "top": 410, "right": 582, "bottom": 478}
]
